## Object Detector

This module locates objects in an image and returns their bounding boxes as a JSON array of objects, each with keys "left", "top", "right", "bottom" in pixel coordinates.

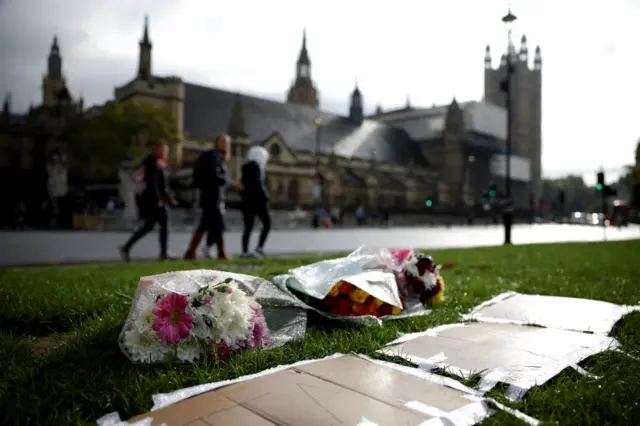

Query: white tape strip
[
  {"left": 387, "top": 323, "right": 468, "bottom": 345},
  {"left": 417, "top": 400, "right": 491, "bottom": 426},
  {"left": 405, "top": 401, "right": 449, "bottom": 418},
  {"left": 378, "top": 349, "right": 448, "bottom": 372},
  {"left": 355, "top": 416, "right": 379, "bottom": 426},
  {"left": 476, "top": 368, "right": 508, "bottom": 394},
  {"left": 479, "top": 396, "right": 541, "bottom": 426},
  {"left": 95, "top": 411, "right": 160, "bottom": 426}
]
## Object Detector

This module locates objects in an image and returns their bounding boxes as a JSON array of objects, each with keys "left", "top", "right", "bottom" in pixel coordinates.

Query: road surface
[{"left": 1, "top": 224, "right": 638, "bottom": 267}]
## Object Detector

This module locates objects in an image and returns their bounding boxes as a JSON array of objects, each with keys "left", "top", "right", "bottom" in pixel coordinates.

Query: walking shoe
[
  {"left": 119, "top": 246, "right": 130, "bottom": 263},
  {"left": 254, "top": 247, "right": 266, "bottom": 258},
  {"left": 239, "top": 252, "right": 254, "bottom": 258}
]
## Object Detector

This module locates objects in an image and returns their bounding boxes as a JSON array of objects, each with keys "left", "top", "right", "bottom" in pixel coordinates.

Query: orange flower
[
  {"left": 368, "top": 301, "right": 381, "bottom": 317},
  {"left": 349, "top": 288, "right": 369, "bottom": 304}
]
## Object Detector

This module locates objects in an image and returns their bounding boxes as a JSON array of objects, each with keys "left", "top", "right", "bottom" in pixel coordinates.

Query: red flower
[
  {"left": 379, "top": 304, "right": 393, "bottom": 317},
  {"left": 338, "top": 282, "right": 355, "bottom": 295},
  {"left": 352, "top": 303, "right": 369, "bottom": 316},
  {"left": 328, "top": 297, "right": 353, "bottom": 316}
]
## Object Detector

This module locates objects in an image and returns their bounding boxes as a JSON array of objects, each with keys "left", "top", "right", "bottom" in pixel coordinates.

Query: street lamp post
[
  {"left": 312, "top": 117, "right": 323, "bottom": 226},
  {"left": 501, "top": 6, "right": 517, "bottom": 245}
]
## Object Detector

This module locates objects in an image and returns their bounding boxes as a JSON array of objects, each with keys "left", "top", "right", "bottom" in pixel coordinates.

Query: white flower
[
  {"left": 134, "top": 308, "right": 155, "bottom": 332},
  {"left": 123, "top": 327, "right": 169, "bottom": 363},
  {"left": 177, "top": 336, "right": 202, "bottom": 363},
  {"left": 209, "top": 286, "right": 253, "bottom": 348}
]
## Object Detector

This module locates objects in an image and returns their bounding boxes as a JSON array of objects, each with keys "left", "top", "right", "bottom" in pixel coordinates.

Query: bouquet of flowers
[
  {"left": 391, "top": 249, "right": 448, "bottom": 305},
  {"left": 120, "top": 277, "right": 270, "bottom": 364},
  {"left": 322, "top": 280, "right": 407, "bottom": 318}
]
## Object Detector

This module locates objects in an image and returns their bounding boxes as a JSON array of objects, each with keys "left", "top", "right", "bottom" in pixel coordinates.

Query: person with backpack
[
  {"left": 240, "top": 145, "right": 271, "bottom": 257},
  {"left": 184, "top": 134, "right": 243, "bottom": 260},
  {"left": 119, "top": 141, "right": 177, "bottom": 261}
]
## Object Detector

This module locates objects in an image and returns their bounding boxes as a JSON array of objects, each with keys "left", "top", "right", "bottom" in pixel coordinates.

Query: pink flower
[
  {"left": 152, "top": 293, "right": 193, "bottom": 344},
  {"left": 226, "top": 287, "right": 233, "bottom": 294},
  {"left": 204, "top": 295, "right": 212, "bottom": 304},
  {"left": 390, "top": 248, "right": 414, "bottom": 267}
]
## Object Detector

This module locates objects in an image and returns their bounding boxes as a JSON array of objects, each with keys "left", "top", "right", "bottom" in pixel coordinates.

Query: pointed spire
[
  {"left": 484, "top": 45, "right": 492, "bottom": 69},
  {"left": 405, "top": 95, "right": 411, "bottom": 109},
  {"left": 140, "top": 15, "right": 151, "bottom": 47},
  {"left": 534, "top": 45, "right": 542, "bottom": 70},
  {"left": 519, "top": 34, "right": 529, "bottom": 62},
  {"left": 228, "top": 92, "right": 247, "bottom": 139},
  {"left": 297, "top": 28, "right": 310, "bottom": 65},
  {"left": 51, "top": 36, "right": 59, "bottom": 53}
]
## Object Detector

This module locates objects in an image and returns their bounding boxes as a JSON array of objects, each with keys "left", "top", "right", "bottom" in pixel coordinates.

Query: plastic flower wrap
[
  {"left": 321, "top": 280, "right": 407, "bottom": 318},
  {"left": 120, "top": 277, "right": 270, "bottom": 364}
]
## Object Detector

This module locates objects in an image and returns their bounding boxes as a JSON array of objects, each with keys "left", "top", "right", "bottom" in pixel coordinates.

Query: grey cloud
[{"left": 0, "top": 0, "right": 350, "bottom": 115}]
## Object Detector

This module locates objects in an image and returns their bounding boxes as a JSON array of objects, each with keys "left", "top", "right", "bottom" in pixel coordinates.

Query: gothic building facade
[{"left": 112, "top": 17, "right": 439, "bottom": 210}]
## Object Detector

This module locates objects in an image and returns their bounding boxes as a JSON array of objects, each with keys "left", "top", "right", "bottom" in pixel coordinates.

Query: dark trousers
[
  {"left": 196, "top": 206, "right": 224, "bottom": 247},
  {"left": 124, "top": 205, "right": 168, "bottom": 255},
  {"left": 242, "top": 202, "right": 271, "bottom": 253}
]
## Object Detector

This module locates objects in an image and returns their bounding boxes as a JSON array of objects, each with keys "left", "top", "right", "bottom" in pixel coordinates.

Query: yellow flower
[
  {"left": 374, "top": 298, "right": 384, "bottom": 308},
  {"left": 328, "top": 283, "right": 340, "bottom": 297},
  {"left": 427, "top": 276, "right": 446, "bottom": 304},
  {"left": 349, "top": 288, "right": 369, "bottom": 304},
  {"left": 391, "top": 306, "right": 403, "bottom": 315}
]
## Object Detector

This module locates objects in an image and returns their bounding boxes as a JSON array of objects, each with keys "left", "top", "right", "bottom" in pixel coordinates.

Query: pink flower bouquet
[{"left": 120, "top": 277, "right": 270, "bottom": 364}]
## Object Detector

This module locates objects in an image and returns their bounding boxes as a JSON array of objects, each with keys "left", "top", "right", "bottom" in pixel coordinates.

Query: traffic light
[
  {"left": 489, "top": 184, "right": 497, "bottom": 198},
  {"left": 480, "top": 191, "right": 489, "bottom": 204},
  {"left": 596, "top": 171, "right": 604, "bottom": 191},
  {"left": 425, "top": 196, "right": 433, "bottom": 208}
]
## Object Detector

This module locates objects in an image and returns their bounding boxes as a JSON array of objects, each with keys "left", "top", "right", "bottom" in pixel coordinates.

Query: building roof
[
  {"left": 182, "top": 83, "right": 429, "bottom": 166},
  {"left": 371, "top": 100, "right": 507, "bottom": 142}
]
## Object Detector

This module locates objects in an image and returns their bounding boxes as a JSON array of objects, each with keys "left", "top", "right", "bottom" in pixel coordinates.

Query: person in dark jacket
[
  {"left": 240, "top": 145, "right": 271, "bottom": 257},
  {"left": 120, "top": 141, "right": 177, "bottom": 261},
  {"left": 184, "top": 134, "right": 243, "bottom": 260}
]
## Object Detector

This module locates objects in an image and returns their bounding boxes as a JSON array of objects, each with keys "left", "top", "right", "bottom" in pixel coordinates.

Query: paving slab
[
  {"left": 462, "top": 291, "right": 640, "bottom": 335},
  {"left": 127, "top": 354, "right": 493, "bottom": 426},
  {"left": 380, "top": 322, "right": 618, "bottom": 400}
]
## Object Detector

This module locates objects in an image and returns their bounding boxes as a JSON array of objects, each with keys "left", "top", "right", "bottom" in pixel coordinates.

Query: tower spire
[
  {"left": 484, "top": 45, "right": 492, "bottom": 69},
  {"left": 519, "top": 34, "right": 529, "bottom": 62},
  {"left": 47, "top": 35, "right": 62, "bottom": 80},
  {"left": 138, "top": 15, "right": 152, "bottom": 79},
  {"left": 141, "top": 15, "right": 151, "bottom": 47},
  {"left": 297, "top": 28, "right": 310, "bottom": 66},
  {"left": 534, "top": 45, "right": 542, "bottom": 70}
]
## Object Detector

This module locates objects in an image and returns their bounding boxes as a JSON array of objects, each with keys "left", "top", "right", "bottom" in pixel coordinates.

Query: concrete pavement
[{"left": 1, "top": 224, "right": 639, "bottom": 267}]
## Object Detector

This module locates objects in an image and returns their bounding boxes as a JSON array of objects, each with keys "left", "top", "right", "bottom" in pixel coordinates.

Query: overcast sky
[{"left": 0, "top": 0, "right": 638, "bottom": 184}]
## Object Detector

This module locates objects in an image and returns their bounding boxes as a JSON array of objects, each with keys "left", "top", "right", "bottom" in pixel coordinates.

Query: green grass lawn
[{"left": 1, "top": 241, "right": 640, "bottom": 425}]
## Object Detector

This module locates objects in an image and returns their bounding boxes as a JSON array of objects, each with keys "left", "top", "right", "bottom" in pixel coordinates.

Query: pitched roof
[{"left": 182, "top": 82, "right": 428, "bottom": 166}]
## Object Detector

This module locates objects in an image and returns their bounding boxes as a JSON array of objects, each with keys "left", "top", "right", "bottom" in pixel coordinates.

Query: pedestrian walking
[
  {"left": 240, "top": 146, "right": 271, "bottom": 257},
  {"left": 183, "top": 134, "right": 243, "bottom": 260},
  {"left": 119, "top": 141, "right": 177, "bottom": 262}
]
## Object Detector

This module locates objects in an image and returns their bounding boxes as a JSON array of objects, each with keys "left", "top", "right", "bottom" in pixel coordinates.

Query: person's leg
[
  {"left": 241, "top": 205, "right": 256, "bottom": 255},
  {"left": 256, "top": 203, "right": 271, "bottom": 255},
  {"left": 158, "top": 205, "right": 170, "bottom": 259},
  {"left": 184, "top": 210, "right": 207, "bottom": 259},
  {"left": 120, "top": 209, "right": 157, "bottom": 262}
]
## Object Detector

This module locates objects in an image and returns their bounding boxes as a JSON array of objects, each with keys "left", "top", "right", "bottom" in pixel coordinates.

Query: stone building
[
  {"left": 112, "top": 17, "right": 438, "bottom": 210},
  {"left": 370, "top": 37, "right": 543, "bottom": 210},
  {"left": 484, "top": 36, "right": 542, "bottom": 205},
  {"left": 0, "top": 36, "right": 83, "bottom": 223}
]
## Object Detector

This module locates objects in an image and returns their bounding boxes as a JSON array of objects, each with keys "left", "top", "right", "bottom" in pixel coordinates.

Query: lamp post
[
  {"left": 501, "top": 6, "right": 517, "bottom": 245},
  {"left": 312, "top": 117, "right": 323, "bottom": 216}
]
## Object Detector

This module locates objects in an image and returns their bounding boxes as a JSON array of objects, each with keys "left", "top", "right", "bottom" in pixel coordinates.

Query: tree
[{"left": 65, "top": 101, "right": 179, "bottom": 179}]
